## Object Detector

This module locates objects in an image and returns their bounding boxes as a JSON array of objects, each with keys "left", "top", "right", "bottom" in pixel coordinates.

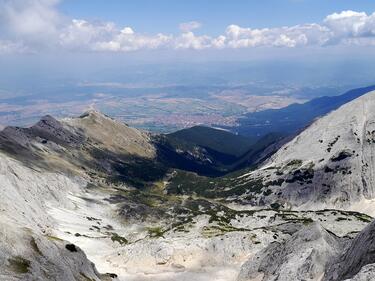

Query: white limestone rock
[
  {"left": 237, "top": 222, "right": 346, "bottom": 281},
  {"left": 237, "top": 91, "right": 375, "bottom": 214}
]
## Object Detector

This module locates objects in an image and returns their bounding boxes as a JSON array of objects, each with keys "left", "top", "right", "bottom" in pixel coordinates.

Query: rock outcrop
[
  {"left": 324, "top": 220, "right": 375, "bottom": 281},
  {"left": 0, "top": 150, "right": 110, "bottom": 280},
  {"left": 237, "top": 223, "right": 346, "bottom": 281},
  {"left": 0, "top": 222, "right": 106, "bottom": 281}
]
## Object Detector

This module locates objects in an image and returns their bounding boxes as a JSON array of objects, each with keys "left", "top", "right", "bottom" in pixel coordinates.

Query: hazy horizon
[{"left": 1, "top": 1, "right": 375, "bottom": 131}]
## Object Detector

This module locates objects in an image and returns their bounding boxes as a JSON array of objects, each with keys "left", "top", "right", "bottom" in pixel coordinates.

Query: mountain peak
[
  {"left": 65, "top": 110, "right": 156, "bottom": 158},
  {"left": 33, "top": 115, "right": 63, "bottom": 130},
  {"left": 79, "top": 109, "right": 113, "bottom": 121}
]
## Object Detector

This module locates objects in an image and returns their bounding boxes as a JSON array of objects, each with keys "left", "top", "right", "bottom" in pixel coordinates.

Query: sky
[
  {"left": 59, "top": 0, "right": 375, "bottom": 35},
  {"left": 1, "top": 0, "right": 375, "bottom": 53},
  {"left": 1, "top": 0, "right": 375, "bottom": 90}
]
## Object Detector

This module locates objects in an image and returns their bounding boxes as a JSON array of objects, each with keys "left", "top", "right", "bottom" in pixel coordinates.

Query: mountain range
[
  {"left": 236, "top": 85, "right": 375, "bottom": 138},
  {"left": 2, "top": 87, "right": 375, "bottom": 280}
]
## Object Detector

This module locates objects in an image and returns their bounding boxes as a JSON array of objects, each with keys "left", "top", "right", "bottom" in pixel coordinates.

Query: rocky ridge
[{"left": 2, "top": 92, "right": 375, "bottom": 280}]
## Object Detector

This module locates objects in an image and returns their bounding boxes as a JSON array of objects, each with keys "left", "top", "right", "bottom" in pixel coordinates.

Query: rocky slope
[
  {"left": 0, "top": 151, "right": 112, "bottom": 280},
  {"left": 257, "top": 90, "right": 375, "bottom": 210},
  {"left": 235, "top": 90, "right": 375, "bottom": 281},
  {"left": 324, "top": 220, "right": 375, "bottom": 281},
  {"left": 171, "top": 90, "right": 375, "bottom": 215},
  {"left": 2, "top": 94, "right": 375, "bottom": 281},
  {"left": 253, "top": 90, "right": 375, "bottom": 213},
  {"left": 237, "top": 223, "right": 346, "bottom": 281},
  {"left": 237, "top": 218, "right": 375, "bottom": 281},
  {"left": 64, "top": 110, "right": 156, "bottom": 159}
]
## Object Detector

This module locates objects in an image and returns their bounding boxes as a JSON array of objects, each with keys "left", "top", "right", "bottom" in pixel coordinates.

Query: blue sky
[
  {"left": 58, "top": 0, "right": 375, "bottom": 34},
  {"left": 1, "top": 0, "right": 375, "bottom": 54},
  {"left": 1, "top": 0, "right": 375, "bottom": 90}
]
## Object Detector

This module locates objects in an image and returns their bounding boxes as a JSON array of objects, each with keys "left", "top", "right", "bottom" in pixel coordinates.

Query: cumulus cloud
[
  {"left": 59, "top": 19, "right": 115, "bottom": 50},
  {"left": 0, "top": 0, "right": 62, "bottom": 47},
  {"left": 174, "top": 32, "right": 212, "bottom": 49},
  {"left": 323, "top": 10, "right": 375, "bottom": 45},
  {"left": 58, "top": 17, "right": 173, "bottom": 52},
  {"left": 1, "top": 2, "right": 375, "bottom": 53},
  {"left": 179, "top": 21, "right": 202, "bottom": 32},
  {"left": 94, "top": 31, "right": 172, "bottom": 52},
  {"left": 225, "top": 23, "right": 330, "bottom": 48}
]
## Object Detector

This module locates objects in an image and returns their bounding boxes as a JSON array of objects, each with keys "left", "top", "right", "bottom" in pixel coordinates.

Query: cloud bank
[{"left": 1, "top": 0, "right": 375, "bottom": 53}]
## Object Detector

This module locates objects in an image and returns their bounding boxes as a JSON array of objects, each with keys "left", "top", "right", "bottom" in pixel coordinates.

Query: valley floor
[
  {"left": 45, "top": 183, "right": 372, "bottom": 281},
  {"left": 46, "top": 188, "right": 246, "bottom": 281}
]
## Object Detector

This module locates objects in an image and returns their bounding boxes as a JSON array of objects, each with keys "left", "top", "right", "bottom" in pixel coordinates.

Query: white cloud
[
  {"left": 1, "top": 2, "right": 375, "bottom": 53},
  {"left": 0, "top": 0, "right": 61, "bottom": 46},
  {"left": 323, "top": 10, "right": 375, "bottom": 45},
  {"left": 174, "top": 32, "right": 212, "bottom": 50},
  {"left": 225, "top": 23, "right": 330, "bottom": 48},
  {"left": 121, "top": 27, "right": 134, "bottom": 35},
  {"left": 179, "top": 21, "right": 202, "bottom": 32},
  {"left": 0, "top": 40, "right": 29, "bottom": 54},
  {"left": 59, "top": 19, "right": 117, "bottom": 50},
  {"left": 211, "top": 35, "right": 226, "bottom": 49},
  {"left": 97, "top": 32, "right": 172, "bottom": 52}
]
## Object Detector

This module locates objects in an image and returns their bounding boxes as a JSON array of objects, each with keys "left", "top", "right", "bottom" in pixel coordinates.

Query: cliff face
[
  {"left": 234, "top": 91, "right": 375, "bottom": 213},
  {"left": 238, "top": 219, "right": 375, "bottom": 281},
  {"left": 237, "top": 223, "right": 347, "bottom": 281},
  {"left": 324, "top": 220, "right": 375, "bottom": 281}
]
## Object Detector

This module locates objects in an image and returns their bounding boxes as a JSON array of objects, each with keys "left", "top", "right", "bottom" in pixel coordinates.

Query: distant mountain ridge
[{"left": 237, "top": 85, "right": 375, "bottom": 138}]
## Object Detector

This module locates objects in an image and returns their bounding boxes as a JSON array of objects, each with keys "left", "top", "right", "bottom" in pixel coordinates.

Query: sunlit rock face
[
  {"left": 237, "top": 222, "right": 346, "bottom": 281},
  {"left": 0, "top": 152, "right": 107, "bottom": 280},
  {"left": 324, "top": 220, "right": 375, "bottom": 281},
  {"left": 234, "top": 91, "right": 375, "bottom": 214}
]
